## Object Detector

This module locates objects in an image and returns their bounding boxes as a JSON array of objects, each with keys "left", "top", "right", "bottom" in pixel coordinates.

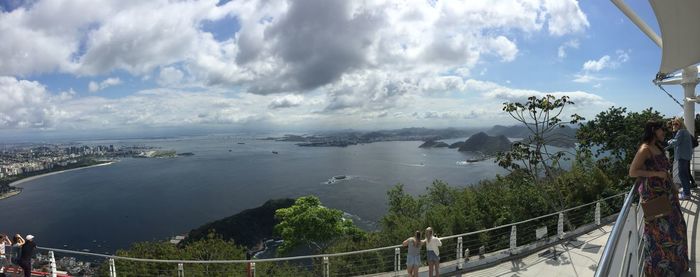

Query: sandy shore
[{"left": 7, "top": 160, "right": 117, "bottom": 188}]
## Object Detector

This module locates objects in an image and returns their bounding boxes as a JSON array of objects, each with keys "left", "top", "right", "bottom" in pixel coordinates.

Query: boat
[
  {"left": 327, "top": 175, "right": 347, "bottom": 184},
  {"left": 237, "top": 142, "right": 245, "bottom": 145},
  {"left": 272, "top": 151, "right": 279, "bottom": 154}
]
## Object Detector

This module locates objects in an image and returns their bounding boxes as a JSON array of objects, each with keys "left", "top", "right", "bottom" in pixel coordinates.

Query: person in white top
[
  {"left": 424, "top": 227, "right": 442, "bottom": 277},
  {"left": 0, "top": 234, "right": 11, "bottom": 273}
]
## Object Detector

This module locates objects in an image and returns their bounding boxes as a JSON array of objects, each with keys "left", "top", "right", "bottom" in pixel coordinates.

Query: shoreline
[{"left": 8, "top": 161, "right": 117, "bottom": 188}]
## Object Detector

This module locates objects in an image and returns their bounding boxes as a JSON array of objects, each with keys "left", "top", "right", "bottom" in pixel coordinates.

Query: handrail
[
  {"left": 594, "top": 185, "right": 637, "bottom": 277},
  {"left": 37, "top": 192, "right": 626, "bottom": 265}
]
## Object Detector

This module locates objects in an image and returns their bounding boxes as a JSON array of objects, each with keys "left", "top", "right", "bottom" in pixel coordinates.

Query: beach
[{"left": 0, "top": 161, "right": 117, "bottom": 199}]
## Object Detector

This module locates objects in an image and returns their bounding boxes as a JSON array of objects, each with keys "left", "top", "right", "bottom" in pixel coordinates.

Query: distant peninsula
[
  {"left": 265, "top": 125, "right": 578, "bottom": 149},
  {"left": 266, "top": 127, "right": 478, "bottom": 147}
]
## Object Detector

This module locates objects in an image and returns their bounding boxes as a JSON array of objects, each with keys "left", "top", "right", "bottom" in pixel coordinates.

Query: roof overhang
[{"left": 650, "top": 0, "right": 700, "bottom": 75}]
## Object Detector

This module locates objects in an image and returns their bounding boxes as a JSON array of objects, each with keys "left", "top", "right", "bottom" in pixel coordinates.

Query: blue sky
[{"left": 0, "top": 0, "right": 688, "bottom": 138}]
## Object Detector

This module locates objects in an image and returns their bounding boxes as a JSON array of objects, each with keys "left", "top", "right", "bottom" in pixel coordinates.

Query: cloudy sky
[{"left": 0, "top": 0, "right": 685, "bottom": 138}]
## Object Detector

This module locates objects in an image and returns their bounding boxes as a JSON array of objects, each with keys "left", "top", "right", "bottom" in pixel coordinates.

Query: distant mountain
[
  {"left": 182, "top": 198, "right": 295, "bottom": 248},
  {"left": 278, "top": 127, "right": 479, "bottom": 147},
  {"left": 418, "top": 140, "right": 449, "bottom": 148},
  {"left": 487, "top": 125, "right": 577, "bottom": 148},
  {"left": 457, "top": 132, "right": 512, "bottom": 155}
]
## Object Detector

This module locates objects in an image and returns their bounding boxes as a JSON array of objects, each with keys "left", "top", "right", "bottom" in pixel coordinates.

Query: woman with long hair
[
  {"left": 629, "top": 120, "right": 689, "bottom": 276},
  {"left": 402, "top": 231, "right": 422, "bottom": 277},
  {"left": 424, "top": 227, "right": 442, "bottom": 277}
]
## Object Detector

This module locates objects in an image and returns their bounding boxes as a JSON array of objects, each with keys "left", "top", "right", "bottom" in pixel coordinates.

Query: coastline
[
  {"left": 0, "top": 161, "right": 117, "bottom": 200},
  {"left": 9, "top": 161, "right": 117, "bottom": 187}
]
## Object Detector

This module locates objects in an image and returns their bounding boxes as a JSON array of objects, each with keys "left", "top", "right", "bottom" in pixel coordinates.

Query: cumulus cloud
[
  {"left": 269, "top": 94, "right": 303, "bottom": 109},
  {"left": 88, "top": 77, "right": 121, "bottom": 92},
  {"left": 575, "top": 49, "right": 630, "bottom": 83},
  {"left": 157, "top": 67, "right": 185, "bottom": 87},
  {"left": 0, "top": 0, "right": 600, "bottom": 131},
  {"left": 582, "top": 55, "right": 611, "bottom": 72},
  {"left": 0, "top": 76, "right": 61, "bottom": 128}
]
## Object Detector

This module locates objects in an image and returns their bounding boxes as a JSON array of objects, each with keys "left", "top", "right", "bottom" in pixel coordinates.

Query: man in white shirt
[{"left": 424, "top": 227, "right": 442, "bottom": 277}]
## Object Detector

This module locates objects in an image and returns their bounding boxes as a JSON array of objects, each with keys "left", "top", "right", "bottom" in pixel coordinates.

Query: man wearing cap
[{"left": 18, "top": 235, "right": 35, "bottom": 277}]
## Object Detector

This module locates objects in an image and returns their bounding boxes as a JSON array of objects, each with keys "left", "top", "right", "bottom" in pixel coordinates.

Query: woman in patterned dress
[{"left": 629, "top": 120, "right": 689, "bottom": 276}]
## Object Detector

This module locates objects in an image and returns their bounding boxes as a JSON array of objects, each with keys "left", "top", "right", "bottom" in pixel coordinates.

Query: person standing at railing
[
  {"left": 0, "top": 234, "right": 11, "bottom": 275},
  {"left": 629, "top": 120, "right": 689, "bottom": 276},
  {"left": 424, "top": 227, "right": 441, "bottom": 277},
  {"left": 18, "top": 235, "right": 35, "bottom": 277},
  {"left": 666, "top": 117, "right": 694, "bottom": 200},
  {"left": 402, "top": 231, "right": 422, "bottom": 277}
]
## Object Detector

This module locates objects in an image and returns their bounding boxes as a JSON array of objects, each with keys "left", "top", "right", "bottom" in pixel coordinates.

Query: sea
[{"left": 0, "top": 134, "right": 508, "bottom": 254}]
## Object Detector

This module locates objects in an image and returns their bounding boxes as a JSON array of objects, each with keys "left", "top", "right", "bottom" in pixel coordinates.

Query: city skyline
[{"left": 0, "top": 0, "right": 683, "bottom": 139}]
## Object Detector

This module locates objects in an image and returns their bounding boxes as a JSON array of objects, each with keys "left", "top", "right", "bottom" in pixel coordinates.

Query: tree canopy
[{"left": 274, "top": 196, "right": 364, "bottom": 254}]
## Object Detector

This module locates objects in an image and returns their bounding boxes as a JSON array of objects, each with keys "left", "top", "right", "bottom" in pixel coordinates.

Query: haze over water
[{"left": 0, "top": 135, "right": 506, "bottom": 254}]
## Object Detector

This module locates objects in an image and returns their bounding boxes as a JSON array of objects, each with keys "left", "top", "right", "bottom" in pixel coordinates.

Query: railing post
[
  {"left": 509, "top": 225, "right": 517, "bottom": 254},
  {"left": 465, "top": 248, "right": 470, "bottom": 261},
  {"left": 394, "top": 247, "right": 400, "bottom": 275},
  {"left": 250, "top": 262, "right": 256, "bottom": 277},
  {"left": 456, "top": 236, "right": 463, "bottom": 270},
  {"left": 323, "top": 256, "right": 329, "bottom": 277},
  {"left": 48, "top": 251, "right": 57, "bottom": 277},
  {"left": 595, "top": 201, "right": 601, "bottom": 226},
  {"left": 109, "top": 258, "right": 117, "bottom": 277},
  {"left": 177, "top": 263, "right": 184, "bottom": 277},
  {"left": 557, "top": 212, "right": 564, "bottom": 239}
]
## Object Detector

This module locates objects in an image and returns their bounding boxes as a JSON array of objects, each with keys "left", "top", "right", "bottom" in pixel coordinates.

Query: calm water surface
[{"left": 0, "top": 135, "right": 507, "bottom": 253}]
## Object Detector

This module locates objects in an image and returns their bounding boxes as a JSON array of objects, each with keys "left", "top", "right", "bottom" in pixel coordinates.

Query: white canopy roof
[{"left": 650, "top": 0, "right": 700, "bottom": 75}]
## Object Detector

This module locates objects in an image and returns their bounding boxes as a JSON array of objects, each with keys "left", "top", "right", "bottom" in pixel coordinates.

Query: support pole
[
  {"left": 323, "top": 256, "right": 329, "bottom": 277},
  {"left": 394, "top": 247, "right": 401, "bottom": 276},
  {"left": 557, "top": 213, "right": 564, "bottom": 239},
  {"left": 109, "top": 258, "right": 117, "bottom": 277},
  {"left": 177, "top": 263, "right": 184, "bottom": 277},
  {"left": 509, "top": 226, "right": 517, "bottom": 254},
  {"left": 595, "top": 202, "right": 602, "bottom": 226},
  {"left": 456, "top": 237, "right": 463, "bottom": 270},
  {"left": 48, "top": 251, "right": 57, "bottom": 277},
  {"left": 682, "top": 65, "right": 698, "bottom": 136}
]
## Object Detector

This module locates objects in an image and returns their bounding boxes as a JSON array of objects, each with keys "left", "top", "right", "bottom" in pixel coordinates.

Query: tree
[
  {"left": 496, "top": 95, "right": 583, "bottom": 180},
  {"left": 576, "top": 107, "right": 665, "bottom": 184},
  {"left": 274, "top": 196, "right": 364, "bottom": 254},
  {"left": 495, "top": 95, "right": 583, "bottom": 212}
]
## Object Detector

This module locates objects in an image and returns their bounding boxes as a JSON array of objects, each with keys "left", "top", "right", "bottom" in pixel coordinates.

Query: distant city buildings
[{"left": 0, "top": 144, "right": 154, "bottom": 180}]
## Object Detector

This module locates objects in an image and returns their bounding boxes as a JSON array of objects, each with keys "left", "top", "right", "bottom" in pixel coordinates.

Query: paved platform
[{"left": 380, "top": 189, "right": 700, "bottom": 277}]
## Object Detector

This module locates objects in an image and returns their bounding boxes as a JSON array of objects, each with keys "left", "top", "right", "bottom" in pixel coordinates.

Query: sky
[{"left": 0, "top": 0, "right": 688, "bottom": 139}]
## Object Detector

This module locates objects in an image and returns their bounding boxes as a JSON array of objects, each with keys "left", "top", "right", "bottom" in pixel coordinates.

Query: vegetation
[
  {"left": 183, "top": 198, "right": 295, "bottom": 248},
  {"left": 577, "top": 107, "right": 665, "bottom": 187},
  {"left": 274, "top": 196, "right": 364, "bottom": 254}
]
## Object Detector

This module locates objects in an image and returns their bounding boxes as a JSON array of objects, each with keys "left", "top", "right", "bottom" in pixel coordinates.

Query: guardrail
[
  {"left": 594, "top": 186, "right": 645, "bottom": 277},
  {"left": 19, "top": 192, "right": 625, "bottom": 277}
]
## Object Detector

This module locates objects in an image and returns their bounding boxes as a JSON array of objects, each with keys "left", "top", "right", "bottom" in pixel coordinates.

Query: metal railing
[
  {"left": 21, "top": 192, "right": 625, "bottom": 277},
  {"left": 594, "top": 185, "right": 645, "bottom": 277}
]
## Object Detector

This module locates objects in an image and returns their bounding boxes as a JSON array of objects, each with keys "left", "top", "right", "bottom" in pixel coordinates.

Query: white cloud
[
  {"left": 88, "top": 77, "right": 122, "bottom": 92},
  {"left": 543, "top": 0, "right": 589, "bottom": 36},
  {"left": 0, "top": 0, "right": 600, "bottom": 131},
  {"left": 557, "top": 39, "right": 579, "bottom": 58},
  {"left": 575, "top": 49, "right": 631, "bottom": 83},
  {"left": 269, "top": 94, "right": 304, "bottom": 109},
  {"left": 0, "top": 76, "right": 62, "bottom": 128},
  {"left": 157, "top": 67, "right": 185, "bottom": 87},
  {"left": 582, "top": 55, "right": 611, "bottom": 72}
]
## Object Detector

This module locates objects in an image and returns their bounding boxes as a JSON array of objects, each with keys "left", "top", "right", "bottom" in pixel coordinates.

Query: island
[
  {"left": 418, "top": 140, "right": 450, "bottom": 148},
  {"left": 456, "top": 132, "right": 513, "bottom": 155}
]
